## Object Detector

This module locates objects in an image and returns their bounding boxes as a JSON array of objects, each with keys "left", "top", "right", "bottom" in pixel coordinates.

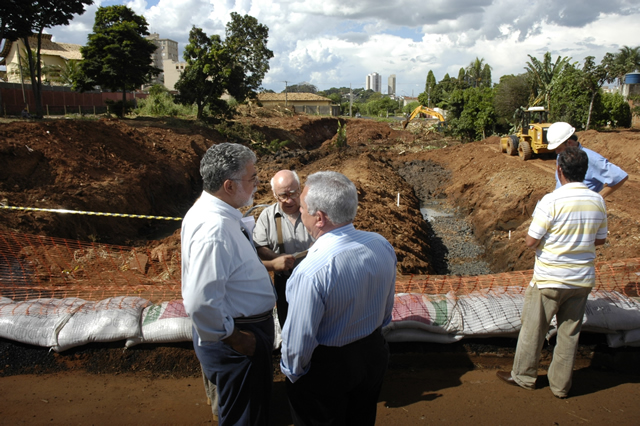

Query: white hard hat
[{"left": 547, "top": 122, "right": 575, "bottom": 150}]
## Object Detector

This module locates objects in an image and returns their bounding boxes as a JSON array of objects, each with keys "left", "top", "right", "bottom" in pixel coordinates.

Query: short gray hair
[
  {"left": 200, "top": 143, "right": 256, "bottom": 193},
  {"left": 304, "top": 171, "right": 358, "bottom": 225}
]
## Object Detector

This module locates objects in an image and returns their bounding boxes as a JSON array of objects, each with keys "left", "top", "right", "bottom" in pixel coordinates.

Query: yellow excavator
[{"left": 402, "top": 106, "right": 446, "bottom": 129}]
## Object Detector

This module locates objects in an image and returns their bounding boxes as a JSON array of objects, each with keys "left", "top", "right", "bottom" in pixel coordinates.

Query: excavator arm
[{"left": 402, "top": 106, "right": 445, "bottom": 129}]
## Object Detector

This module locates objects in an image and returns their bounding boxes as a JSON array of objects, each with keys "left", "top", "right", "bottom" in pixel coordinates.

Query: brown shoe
[{"left": 496, "top": 370, "right": 521, "bottom": 388}]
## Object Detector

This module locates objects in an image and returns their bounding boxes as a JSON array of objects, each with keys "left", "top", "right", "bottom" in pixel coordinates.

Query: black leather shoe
[{"left": 496, "top": 370, "right": 521, "bottom": 387}]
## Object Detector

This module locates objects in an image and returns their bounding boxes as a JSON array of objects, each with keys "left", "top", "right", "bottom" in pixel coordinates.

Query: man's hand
[
  {"left": 223, "top": 328, "right": 256, "bottom": 356},
  {"left": 270, "top": 254, "right": 295, "bottom": 272}
]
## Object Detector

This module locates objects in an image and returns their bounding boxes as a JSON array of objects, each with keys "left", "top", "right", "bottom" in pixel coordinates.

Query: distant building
[
  {"left": 146, "top": 33, "right": 179, "bottom": 84},
  {"left": 257, "top": 92, "right": 339, "bottom": 116},
  {"left": 388, "top": 74, "right": 396, "bottom": 96},
  {"left": 162, "top": 60, "right": 187, "bottom": 92},
  {"left": 366, "top": 72, "right": 382, "bottom": 93},
  {"left": 402, "top": 96, "right": 419, "bottom": 107},
  {"left": 0, "top": 34, "right": 82, "bottom": 85}
]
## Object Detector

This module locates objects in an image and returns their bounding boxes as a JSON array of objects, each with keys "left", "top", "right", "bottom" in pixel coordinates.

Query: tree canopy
[
  {"left": 525, "top": 52, "right": 572, "bottom": 111},
  {"left": 175, "top": 13, "right": 273, "bottom": 120},
  {"left": 78, "top": 5, "right": 159, "bottom": 116},
  {"left": 2, "top": 0, "right": 93, "bottom": 117}
]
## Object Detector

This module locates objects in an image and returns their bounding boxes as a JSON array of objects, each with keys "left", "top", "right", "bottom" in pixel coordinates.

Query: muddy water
[{"left": 396, "top": 159, "right": 492, "bottom": 275}]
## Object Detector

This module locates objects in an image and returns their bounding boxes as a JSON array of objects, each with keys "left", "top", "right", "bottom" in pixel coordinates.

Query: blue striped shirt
[
  {"left": 528, "top": 182, "right": 607, "bottom": 288},
  {"left": 280, "top": 223, "right": 397, "bottom": 382}
]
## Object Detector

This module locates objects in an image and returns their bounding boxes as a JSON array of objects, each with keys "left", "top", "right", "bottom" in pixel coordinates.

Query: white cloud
[{"left": 44, "top": 0, "right": 639, "bottom": 93}]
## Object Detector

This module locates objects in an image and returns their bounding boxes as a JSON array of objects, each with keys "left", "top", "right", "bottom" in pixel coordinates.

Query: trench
[{"left": 396, "top": 159, "right": 492, "bottom": 276}]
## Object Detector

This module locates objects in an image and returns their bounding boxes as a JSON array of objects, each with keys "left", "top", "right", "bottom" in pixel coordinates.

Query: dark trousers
[
  {"left": 286, "top": 328, "right": 389, "bottom": 426},
  {"left": 194, "top": 316, "right": 274, "bottom": 426},
  {"left": 274, "top": 273, "right": 289, "bottom": 329}
]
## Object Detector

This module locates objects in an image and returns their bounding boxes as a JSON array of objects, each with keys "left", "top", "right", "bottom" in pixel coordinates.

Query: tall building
[
  {"left": 146, "top": 32, "right": 179, "bottom": 84},
  {"left": 366, "top": 72, "right": 382, "bottom": 93},
  {"left": 388, "top": 74, "right": 396, "bottom": 96}
]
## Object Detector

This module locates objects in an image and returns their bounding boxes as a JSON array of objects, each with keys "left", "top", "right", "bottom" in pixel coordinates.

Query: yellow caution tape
[{"left": 0, "top": 205, "right": 182, "bottom": 221}]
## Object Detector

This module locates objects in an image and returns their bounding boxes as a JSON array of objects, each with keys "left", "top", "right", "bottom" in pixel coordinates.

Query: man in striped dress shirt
[
  {"left": 497, "top": 147, "right": 608, "bottom": 399},
  {"left": 280, "top": 171, "right": 397, "bottom": 426}
]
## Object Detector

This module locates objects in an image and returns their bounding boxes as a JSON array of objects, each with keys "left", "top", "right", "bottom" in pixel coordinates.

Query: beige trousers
[{"left": 511, "top": 284, "right": 591, "bottom": 397}]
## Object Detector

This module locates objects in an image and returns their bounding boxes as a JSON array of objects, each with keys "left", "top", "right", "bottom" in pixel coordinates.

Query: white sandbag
[
  {"left": 452, "top": 288, "right": 525, "bottom": 336},
  {"left": 125, "top": 300, "right": 192, "bottom": 348},
  {"left": 606, "top": 332, "right": 626, "bottom": 348},
  {"left": 52, "top": 296, "right": 150, "bottom": 352},
  {"left": 583, "top": 290, "right": 640, "bottom": 331},
  {"left": 390, "top": 293, "right": 455, "bottom": 334},
  {"left": 607, "top": 328, "right": 640, "bottom": 348},
  {"left": 623, "top": 328, "right": 640, "bottom": 347},
  {"left": 382, "top": 327, "right": 463, "bottom": 344},
  {"left": 0, "top": 297, "right": 86, "bottom": 348}
]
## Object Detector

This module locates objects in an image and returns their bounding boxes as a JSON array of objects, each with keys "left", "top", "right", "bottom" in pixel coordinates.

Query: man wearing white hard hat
[{"left": 546, "top": 122, "right": 628, "bottom": 199}]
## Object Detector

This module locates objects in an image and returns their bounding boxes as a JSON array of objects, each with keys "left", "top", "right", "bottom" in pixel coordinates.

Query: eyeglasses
[
  {"left": 230, "top": 175, "right": 259, "bottom": 186},
  {"left": 275, "top": 189, "right": 300, "bottom": 202}
]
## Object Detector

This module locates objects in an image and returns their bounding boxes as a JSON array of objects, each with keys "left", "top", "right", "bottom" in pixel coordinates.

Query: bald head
[{"left": 271, "top": 170, "right": 302, "bottom": 215}]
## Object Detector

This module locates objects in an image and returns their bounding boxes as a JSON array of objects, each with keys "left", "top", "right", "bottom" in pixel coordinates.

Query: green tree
[
  {"left": 549, "top": 63, "right": 594, "bottom": 128},
  {"left": 78, "top": 5, "right": 159, "bottom": 117},
  {"left": 223, "top": 13, "right": 274, "bottom": 103},
  {"left": 447, "top": 87, "right": 496, "bottom": 141},
  {"left": 581, "top": 55, "right": 615, "bottom": 130},
  {"left": 601, "top": 92, "right": 631, "bottom": 128},
  {"left": 403, "top": 101, "right": 420, "bottom": 114},
  {"left": 493, "top": 74, "right": 530, "bottom": 132},
  {"left": 175, "top": 13, "right": 273, "bottom": 120},
  {"left": 612, "top": 45, "right": 640, "bottom": 85},
  {"left": 285, "top": 82, "right": 318, "bottom": 93},
  {"left": 481, "top": 64, "right": 492, "bottom": 88},
  {"left": 466, "top": 57, "right": 491, "bottom": 88},
  {"left": 3, "top": 0, "right": 93, "bottom": 117},
  {"left": 457, "top": 67, "right": 468, "bottom": 88},
  {"left": 174, "top": 27, "right": 224, "bottom": 120},
  {"left": 525, "top": 52, "right": 571, "bottom": 112},
  {"left": 364, "top": 96, "right": 399, "bottom": 116},
  {"left": 327, "top": 93, "right": 341, "bottom": 104}
]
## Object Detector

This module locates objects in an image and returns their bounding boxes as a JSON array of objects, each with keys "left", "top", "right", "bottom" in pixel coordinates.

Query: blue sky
[{"left": 46, "top": 0, "right": 640, "bottom": 93}]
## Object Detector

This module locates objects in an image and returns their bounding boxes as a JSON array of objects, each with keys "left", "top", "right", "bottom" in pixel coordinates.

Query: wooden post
[
  {"left": 79, "top": 105, "right": 81, "bottom": 115},
  {"left": 94, "top": 106, "right": 96, "bottom": 115},
  {"left": 46, "top": 105, "right": 49, "bottom": 116},
  {"left": 64, "top": 105, "right": 67, "bottom": 115}
]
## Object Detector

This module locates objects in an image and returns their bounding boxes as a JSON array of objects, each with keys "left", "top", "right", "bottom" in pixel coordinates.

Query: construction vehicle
[
  {"left": 402, "top": 106, "right": 446, "bottom": 129},
  {"left": 499, "top": 106, "right": 553, "bottom": 160}
]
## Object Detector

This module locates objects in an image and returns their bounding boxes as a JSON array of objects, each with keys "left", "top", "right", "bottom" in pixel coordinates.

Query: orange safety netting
[{"left": 1, "top": 230, "right": 639, "bottom": 305}]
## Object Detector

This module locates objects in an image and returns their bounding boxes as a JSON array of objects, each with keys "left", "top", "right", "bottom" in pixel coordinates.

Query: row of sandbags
[{"left": 1, "top": 288, "right": 639, "bottom": 353}]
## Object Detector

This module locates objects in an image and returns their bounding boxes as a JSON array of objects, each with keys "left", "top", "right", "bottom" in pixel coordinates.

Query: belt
[{"left": 234, "top": 310, "right": 272, "bottom": 324}]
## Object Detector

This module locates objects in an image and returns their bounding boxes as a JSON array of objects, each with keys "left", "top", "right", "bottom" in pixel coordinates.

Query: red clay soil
[{"left": 1, "top": 110, "right": 640, "bottom": 424}]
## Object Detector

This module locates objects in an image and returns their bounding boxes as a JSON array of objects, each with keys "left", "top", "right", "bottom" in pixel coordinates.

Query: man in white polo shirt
[{"left": 496, "top": 146, "right": 608, "bottom": 399}]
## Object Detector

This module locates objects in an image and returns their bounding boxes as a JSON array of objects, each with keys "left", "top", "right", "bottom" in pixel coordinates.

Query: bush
[
  {"left": 135, "top": 92, "right": 197, "bottom": 117},
  {"left": 600, "top": 92, "right": 632, "bottom": 128}
]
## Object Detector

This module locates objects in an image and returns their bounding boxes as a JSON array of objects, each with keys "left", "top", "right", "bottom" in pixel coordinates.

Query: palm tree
[
  {"left": 614, "top": 45, "right": 640, "bottom": 85},
  {"left": 466, "top": 57, "right": 488, "bottom": 88},
  {"left": 525, "top": 52, "right": 571, "bottom": 111}
]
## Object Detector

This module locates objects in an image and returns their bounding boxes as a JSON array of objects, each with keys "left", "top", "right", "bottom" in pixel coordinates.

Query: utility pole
[
  {"left": 282, "top": 81, "right": 288, "bottom": 107},
  {"left": 349, "top": 84, "right": 352, "bottom": 117}
]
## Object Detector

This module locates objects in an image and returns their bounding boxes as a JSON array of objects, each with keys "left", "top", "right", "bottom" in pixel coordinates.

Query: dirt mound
[{"left": 2, "top": 113, "right": 639, "bottom": 274}]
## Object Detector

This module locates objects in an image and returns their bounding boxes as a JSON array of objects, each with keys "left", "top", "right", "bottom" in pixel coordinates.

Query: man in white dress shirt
[{"left": 182, "top": 142, "right": 276, "bottom": 425}]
